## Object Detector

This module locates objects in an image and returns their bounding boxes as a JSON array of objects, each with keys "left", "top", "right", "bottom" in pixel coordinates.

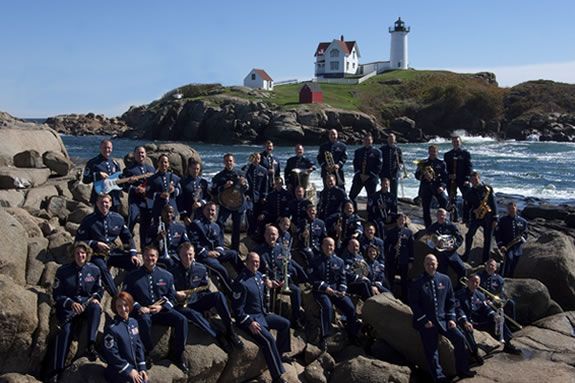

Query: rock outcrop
[{"left": 45, "top": 113, "right": 129, "bottom": 136}]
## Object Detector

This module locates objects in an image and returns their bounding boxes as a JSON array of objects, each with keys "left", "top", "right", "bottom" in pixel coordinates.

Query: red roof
[
  {"left": 254, "top": 69, "right": 273, "bottom": 81},
  {"left": 314, "top": 40, "right": 357, "bottom": 56}
]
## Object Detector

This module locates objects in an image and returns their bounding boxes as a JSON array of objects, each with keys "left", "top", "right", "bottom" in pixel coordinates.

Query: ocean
[{"left": 61, "top": 134, "right": 575, "bottom": 206}]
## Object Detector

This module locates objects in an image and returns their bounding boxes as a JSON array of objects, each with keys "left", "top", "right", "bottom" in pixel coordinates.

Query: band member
[
  {"left": 178, "top": 159, "right": 210, "bottom": 226},
  {"left": 261, "top": 177, "right": 292, "bottom": 228},
  {"left": 365, "top": 244, "right": 390, "bottom": 294},
  {"left": 102, "top": 292, "right": 148, "bottom": 383},
  {"left": 122, "top": 146, "right": 155, "bottom": 242},
  {"left": 76, "top": 193, "right": 140, "bottom": 296},
  {"left": 341, "top": 238, "right": 376, "bottom": 300},
  {"left": 317, "top": 174, "right": 348, "bottom": 220},
  {"left": 50, "top": 242, "right": 103, "bottom": 382},
  {"left": 444, "top": 136, "right": 473, "bottom": 222},
  {"left": 297, "top": 205, "right": 327, "bottom": 268},
  {"left": 82, "top": 138, "right": 122, "bottom": 210},
  {"left": 359, "top": 222, "right": 385, "bottom": 263},
  {"left": 232, "top": 252, "right": 291, "bottom": 383},
  {"left": 495, "top": 202, "right": 528, "bottom": 277},
  {"left": 349, "top": 133, "right": 382, "bottom": 204},
  {"left": 146, "top": 204, "right": 189, "bottom": 269},
  {"left": 426, "top": 208, "right": 466, "bottom": 282},
  {"left": 317, "top": 129, "right": 347, "bottom": 189},
  {"left": 383, "top": 213, "right": 414, "bottom": 300},
  {"left": 478, "top": 258, "right": 517, "bottom": 323},
  {"left": 284, "top": 144, "right": 315, "bottom": 192},
  {"left": 288, "top": 185, "right": 312, "bottom": 228},
  {"left": 188, "top": 202, "right": 244, "bottom": 295},
  {"left": 311, "top": 237, "right": 361, "bottom": 351},
  {"left": 455, "top": 274, "right": 521, "bottom": 355},
  {"left": 146, "top": 154, "right": 181, "bottom": 222},
  {"left": 379, "top": 133, "right": 404, "bottom": 199},
  {"left": 408, "top": 254, "right": 475, "bottom": 382},
  {"left": 416, "top": 145, "right": 449, "bottom": 228},
  {"left": 260, "top": 140, "right": 281, "bottom": 192},
  {"left": 123, "top": 246, "right": 189, "bottom": 373},
  {"left": 326, "top": 201, "right": 363, "bottom": 253},
  {"left": 257, "top": 225, "right": 305, "bottom": 328},
  {"left": 211, "top": 153, "right": 249, "bottom": 251},
  {"left": 276, "top": 216, "right": 293, "bottom": 246},
  {"left": 462, "top": 171, "right": 498, "bottom": 263},
  {"left": 367, "top": 177, "right": 398, "bottom": 236},
  {"left": 171, "top": 242, "right": 244, "bottom": 351},
  {"left": 244, "top": 152, "right": 269, "bottom": 239}
]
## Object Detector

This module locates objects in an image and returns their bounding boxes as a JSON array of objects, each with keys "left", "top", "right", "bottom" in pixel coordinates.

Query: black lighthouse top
[{"left": 389, "top": 17, "right": 410, "bottom": 33}]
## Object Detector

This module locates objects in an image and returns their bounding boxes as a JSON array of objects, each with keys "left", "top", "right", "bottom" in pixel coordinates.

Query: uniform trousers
[
  {"left": 177, "top": 291, "right": 233, "bottom": 338},
  {"left": 313, "top": 292, "right": 359, "bottom": 339},
  {"left": 464, "top": 218, "right": 494, "bottom": 263},
  {"left": 418, "top": 324, "right": 469, "bottom": 382},
  {"left": 133, "top": 309, "right": 189, "bottom": 358},
  {"left": 199, "top": 250, "right": 243, "bottom": 296}
]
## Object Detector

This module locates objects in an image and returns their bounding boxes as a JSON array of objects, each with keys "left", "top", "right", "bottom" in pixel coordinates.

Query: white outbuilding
[{"left": 243, "top": 69, "right": 274, "bottom": 91}]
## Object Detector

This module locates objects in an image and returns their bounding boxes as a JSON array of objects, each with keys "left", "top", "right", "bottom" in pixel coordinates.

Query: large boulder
[
  {"left": 59, "top": 357, "right": 106, "bottom": 383},
  {"left": 42, "top": 151, "right": 72, "bottom": 176},
  {"left": 182, "top": 326, "right": 228, "bottom": 383},
  {"left": 329, "top": 356, "right": 412, "bottom": 383},
  {"left": 0, "top": 124, "right": 68, "bottom": 164},
  {"left": 516, "top": 231, "right": 575, "bottom": 311},
  {"left": 134, "top": 143, "right": 201, "bottom": 177},
  {"left": 22, "top": 185, "right": 59, "bottom": 210},
  {"left": 13, "top": 150, "right": 43, "bottom": 169},
  {"left": 0, "top": 190, "right": 25, "bottom": 207},
  {"left": 505, "top": 278, "right": 563, "bottom": 325},
  {"left": 69, "top": 180, "right": 92, "bottom": 205},
  {"left": 0, "top": 209, "right": 29, "bottom": 285},
  {"left": 0, "top": 168, "right": 51, "bottom": 189},
  {"left": 26, "top": 237, "right": 51, "bottom": 286}
]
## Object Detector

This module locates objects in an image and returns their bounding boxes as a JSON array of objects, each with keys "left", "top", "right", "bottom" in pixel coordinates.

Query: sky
[{"left": 1, "top": 0, "right": 574, "bottom": 118}]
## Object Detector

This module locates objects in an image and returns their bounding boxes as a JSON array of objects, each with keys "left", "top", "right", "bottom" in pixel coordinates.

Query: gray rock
[
  {"left": 0, "top": 373, "right": 41, "bottom": 383},
  {"left": 0, "top": 190, "right": 25, "bottom": 207},
  {"left": 69, "top": 181, "right": 92, "bottom": 205},
  {"left": 26, "top": 237, "right": 51, "bottom": 286},
  {"left": 0, "top": 168, "right": 51, "bottom": 189},
  {"left": 47, "top": 229, "right": 74, "bottom": 264},
  {"left": 329, "top": 356, "right": 411, "bottom": 383},
  {"left": 59, "top": 357, "right": 106, "bottom": 383},
  {"left": 23, "top": 185, "right": 59, "bottom": 210},
  {"left": 505, "top": 278, "right": 563, "bottom": 324},
  {"left": 0, "top": 209, "right": 28, "bottom": 285},
  {"left": 42, "top": 151, "right": 72, "bottom": 176},
  {"left": 13, "top": 150, "right": 43, "bottom": 169}
]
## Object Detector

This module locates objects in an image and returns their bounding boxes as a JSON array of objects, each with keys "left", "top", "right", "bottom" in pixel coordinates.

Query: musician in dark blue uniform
[
  {"left": 311, "top": 237, "right": 361, "bottom": 351},
  {"left": 478, "top": 258, "right": 517, "bottom": 324},
  {"left": 384, "top": 213, "right": 414, "bottom": 300},
  {"left": 146, "top": 204, "right": 189, "bottom": 269},
  {"left": 365, "top": 244, "right": 390, "bottom": 295},
  {"left": 341, "top": 239, "right": 375, "bottom": 300},
  {"left": 426, "top": 208, "right": 466, "bottom": 282},
  {"left": 211, "top": 153, "right": 249, "bottom": 251},
  {"left": 178, "top": 159, "right": 210, "bottom": 226},
  {"left": 260, "top": 140, "right": 281, "bottom": 192},
  {"left": 462, "top": 171, "right": 498, "bottom": 263},
  {"left": 317, "top": 174, "right": 348, "bottom": 220},
  {"left": 261, "top": 177, "right": 292, "bottom": 227},
  {"left": 122, "top": 146, "right": 155, "bottom": 243},
  {"left": 317, "top": 129, "right": 347, "bottom": 189},
  {"left": 171, "top": 242, "right": 244, "bottom": 351},
  {"left": 408, "top": 254, "right": 475, "bottom": 382},
  {"left": 123, "top": 246, "right": 189, "bottom": 373},
  {"left": 367, "top": 177, "right": 398, "bottom": 237},
  {"left": 360, "top": 222, "right": 385, "bottom": 262},
  {"left": 297, "top": 205, "right": 327, "bottom": 270},
  {"left": 76, "top": 193, "right": 140, "bottom": 296},
  {"left": 349, "top": 134, "right": 382, "bottom": 204},
  {"left": 102, "top": 291, "right": 148, "bottom": 383},
  {"left": 288, "top": 185, "right": 312, "bottom": 228},
  {"left": 50, "top": 242, "right": 103, "bottom": 382},
  {"left": 416, "top": 145, "right": 449, "bottom": 228},
  {"left": 82, "top": 138, "right": 122, "bottom": 210},
  {"left": 188, "top": 202, "right": 243, "bottom": 295},
  {"left": 326, "top": 201, "right": 363, "bottom": 253},
  {"left": 244, "top": 152, "right": 269, "bottom": 240},
  {"left": 495, "top": 202, "right": 528, "bottom": 277},
  {"left": 379, "top": 133, "right": 404, "bottom": 199},
  {"left": 444, "top": 136, "right": 473, "bottom": 222},
  {"left": 284, "top": 144, "right": 315, "bottom": 193},
  {"left": 232, "top": 252, "right": 291, "bottom": 383},
  {"left": 146, "top": 154, "right": 181, "bottom": 222}
]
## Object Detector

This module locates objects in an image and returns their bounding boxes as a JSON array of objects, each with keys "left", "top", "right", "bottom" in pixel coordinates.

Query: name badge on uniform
[
  {"left": 130, "top": 326, "right": 139, "bottom": 335},
  {"left": 84, "top": 274, "right": 95, "bottom": 283},
  {"left": 156, "top": 279, "right": 167, "bottom": 287}
]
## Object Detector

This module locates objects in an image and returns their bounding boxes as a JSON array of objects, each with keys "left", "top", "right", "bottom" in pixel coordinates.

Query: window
[
  {"left": 346, "top": 62, "right": 349, "bottom": 71},
  {"left": 330, "top": 61, "right": 339, "bottom": 71},
  {"left": 251, "top": 73, "right": 256, "bottom": 80},
  {"left": 330, "top": 49, "right": 339, "bottom": 58}
]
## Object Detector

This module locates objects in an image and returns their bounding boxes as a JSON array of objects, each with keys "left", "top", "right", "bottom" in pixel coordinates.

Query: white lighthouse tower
[{"left": 389, "top": 17, "right": 410, "bottom": 70}]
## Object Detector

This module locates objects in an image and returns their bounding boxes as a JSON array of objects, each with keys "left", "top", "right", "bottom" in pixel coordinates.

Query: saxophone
[
  {"left": 324, "top": 151, "right": 343, "bottom": 185},
  {"left": 181, "top": 285, "right": 210, "bottom": 308},
  {"left": 473, "top": 185, "right": 492, "bottom": 220}
]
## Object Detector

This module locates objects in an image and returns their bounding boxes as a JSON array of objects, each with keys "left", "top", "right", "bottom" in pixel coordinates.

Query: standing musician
[
  {"left": 146, "top": 154, "right": 181, "bottom": 222},
  {"left": 76, "top": 193, "right": 140, "bottom": 296},
  {"left": 232, "top": 252, "right": 291, "bottom": 383},
  {"left": 288, "top": 185, "right": 312, "bottom": 228},
  {"left": 478, "top": 258, "right": 517, "bottom": 323},
  {"left": 383, "top": 213, "right": 414, "bottom": 300},
  {"left": 244, "top": 152, "right": 269, "bottom": 240},
  {"left": 349, "top": 133, "right": 382, "bottom": 205},
  {"left": 260, "top": 140, "right": 281, "bottom": 192},
  {"left": 426, "top": 208, "right": 466, "bottom": 282},
  {"left": 123, "top": 246, "right": 189, "bottom": 373},
  {"left": 367, "top": 177, "right": 398, "bottom": 237},
  {"left": 317, "top": 174, "right": 348, "bottom": 220},
  {"left": 326, "top": 200, "right": 363, "bottom": 253},
  {"left": 178, "top": 159, "right": 210, "bottom": 226},
  {"left": 211, "top": 153, "right": 249, "bottom": 251},
  {"left": 260, "top": 177, "right": 292, "bottom": 228},
  {"left": 122, "top": 145, "right": 155, "bottom": 242},
  {"left": 50, "top": 242, "right": 103, "bottom": 382},
  {"left": 416, "top": 145, "right": 449, "bottom": 228},
  {"left": 297, "top": 205, "right": 327, "bottom": 269},
  {"left": 359, "top": 222, "right": 385, "bottom": 263},
  {"left": 495, "top": 201, "right": 528, "bottom": 277},
  {"left": 83, "top": 138, "right": 122, "bottom": 210},
  {"left": 455, "top": 274, "right": 521, "bottom": 355},
  {"left": 188, "top": 202, "right": 244, "bottom": 296},
  {"left": 170, "top": 242, "right": 244, "bottom": 351},
  {"left": 102, "top": 292, "right": 148, "bottom": 383},
  {"left": 379, "top": 133, "right": 404, "bottom": 199},
  {"left": 341, "top": 239, "right": 376, "bottom": 300},
  {"left": 408, "top": 254, "right": 475, "bottom": 382},
  {"left": 317, "top": 129, "right": 348, "bottom": 189},
  {"left": 462, "top": 171, "right": 498, "bottom": 263},
  {"left": 146, "top": 204, "right": 189, "bottom": 269},
  {"left": 444, "top": 136, "right": 473, "bottom": 222},
  {"left": 311, "top": 237, "right": 361, "bottom": 351},
  {"left": 284, "top": 144, "right": 315, "bottom": 193}
]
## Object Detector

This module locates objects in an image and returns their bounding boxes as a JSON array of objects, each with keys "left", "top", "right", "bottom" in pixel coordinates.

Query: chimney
[{"left": 340, "top": 34, "right": 344, "bottom": 41}]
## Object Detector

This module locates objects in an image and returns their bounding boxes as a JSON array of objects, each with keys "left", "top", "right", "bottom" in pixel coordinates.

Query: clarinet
[{"left": 57, "top": 293, "right": 100, "bottom": 331}]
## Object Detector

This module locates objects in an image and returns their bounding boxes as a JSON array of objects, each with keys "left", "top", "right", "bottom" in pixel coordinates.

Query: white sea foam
[{"left": 427, "top": 130, "right": 497, "bottom": 145}]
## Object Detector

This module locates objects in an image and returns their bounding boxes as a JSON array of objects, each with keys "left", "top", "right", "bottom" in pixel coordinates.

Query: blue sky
[{"left": 1, "top": 0, "right": 574, "bottom": 118}]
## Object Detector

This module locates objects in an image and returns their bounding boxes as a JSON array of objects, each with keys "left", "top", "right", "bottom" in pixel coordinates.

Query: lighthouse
[{"left": 389, "top": 17, "right": 410, "bottom": 70}]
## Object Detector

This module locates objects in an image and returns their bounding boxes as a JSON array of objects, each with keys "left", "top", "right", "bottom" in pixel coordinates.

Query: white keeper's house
[{"left": 243, "top": 68, "right": 274, "bottom": 90}]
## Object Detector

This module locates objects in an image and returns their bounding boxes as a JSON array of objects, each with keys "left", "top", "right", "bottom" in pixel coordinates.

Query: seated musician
[
  {"left": 188, "top": 201, "right": 244, "bottom": 296},
  {"left": 102, "top": 292, "right": 148, "bottom": 383},
  {"left": 367, "top": 177, "right": 397, "bottom": 237},
  {"left": 341, "top": 238, "right": 374, "bottom": 300},
  {"left": 50, "top": 242, "right": 103, "bottom": 382},
  {"left": 495, "top": 201, "right": 528, "bottom": 277},
  {"left": 317, "top": 174, "right": 348, "bottom": 221},
  {"left": 455, "top": 274, "right": 521, "bottom": 355},
  {"left": 365, "top": 244, "right": 390, "bottom": 296},
  {"left": 310, "top": 237, "right": 361, "bottom": 351},
  {"left": 146, "top": 204, "right": 189, "bottom": 269},
  {"left": 76, "top": 193, "right": 140, "bottom": 296},
  {"left": 359, "top": 222, "right": 385, "bottom": 263},
  {"left": 478, "top": 258, "right": 517, "bottom": 324},
  {"left": 261, "top": 177, "right": 292, "bottom": 228},
  {"left": 288, "top": 185, "right": 312, "bottom": 228},
  {"left": 296, "top": 205, "right": 327, "bottom": 271},
  {"left": 426, "top": 208, "right": 466, "bottom": 283},
  {"left": 177, "top": 159, "right": 210, "bottom": 226},
  {"left": 146, "top": 154, "right": 182, "bottom": 222},
  {"left": 170, "top": 242, "right": 244, "bottom": 351},
  {"left": 232, "top": 252, "right": 291, "bottom": 383},
  {"left": 325, "top": 200, "right": 363, "bottom": 254},
  {"left": 123, "top": 246, "right": 189, "bottom": 373},
  {"left": 383, "top": 213, "right": 414, "bottom": 300}
]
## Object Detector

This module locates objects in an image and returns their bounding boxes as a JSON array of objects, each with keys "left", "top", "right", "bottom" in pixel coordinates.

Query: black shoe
[
  {"left": 173, "top": 357, "right": 189, "bottom": 374},
  {"left": 292, "top": 317, "right": 305, "bottom": 330},
  {"left": 471, "top": 352, "right": 484, "bottom": 366},
  {"left": 281, "top": 354, "right": 295, "bottom": 364},
  {"left": 86, "top": 343, "right": 99, "bottom": 361},
  {"left": 227, "top": 331, "right": 245, "bottom": 350},
  {"left": 503, "top": 343, "right": 521, "bottom": 355},
  {"left": 458, "top": 370, "right": 477, "bottom": 379}
]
